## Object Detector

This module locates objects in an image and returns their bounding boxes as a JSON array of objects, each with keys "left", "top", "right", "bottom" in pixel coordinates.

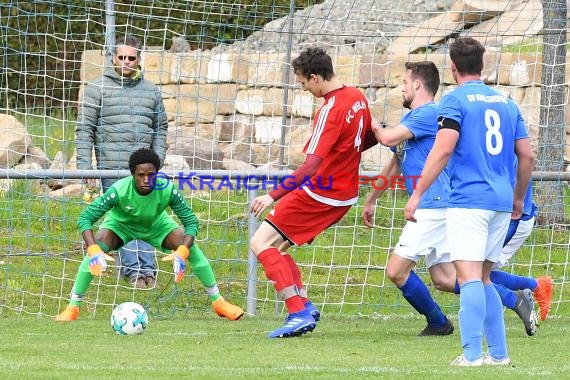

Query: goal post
[{"left": 0, "top": 0, "right": 568, "bottom": 320}]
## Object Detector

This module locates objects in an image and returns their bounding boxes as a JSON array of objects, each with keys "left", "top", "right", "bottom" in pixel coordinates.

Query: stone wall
[{"left": 80, "top": 48, "right": 570, "bottom": 172}]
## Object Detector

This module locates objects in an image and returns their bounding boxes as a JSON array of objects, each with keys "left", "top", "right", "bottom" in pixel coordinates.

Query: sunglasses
[{"left": 117, "top": 55, "right": 138, "bottom": 62}]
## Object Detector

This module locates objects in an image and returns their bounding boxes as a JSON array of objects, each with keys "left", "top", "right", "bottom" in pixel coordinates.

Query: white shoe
[
  {"left": 450, "top": 354, "right": 484, "bottom": 366},
  {"left": 483, "top": 354, "right": 512, "bottom": 366}
]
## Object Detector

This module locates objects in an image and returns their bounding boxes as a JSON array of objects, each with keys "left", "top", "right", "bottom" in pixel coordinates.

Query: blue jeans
[
  {"left": 101, "top": 178, "right": 119, "bottom": 193},
  {"left": 117, "top": 239, "right": 157, "bottom": 281}
]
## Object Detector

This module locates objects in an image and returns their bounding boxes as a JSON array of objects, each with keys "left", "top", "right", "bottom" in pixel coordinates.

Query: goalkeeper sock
[
  {"left": 458, "top": 280, "right": 485, "bottom": 362},
  {"left": 490, "top": 270, "right": 538, "bottom": 291},
  {"left": 399, "top": 271, "right": 446, "bottom": 327},
  {"left": 493, "top": 283, "right": 517, "bottom": 309},
  {"left": 282, "top": 253, "right": 308, "bottom": 303},
  {"left": 69, "top": 256, "right": 94, "bottom": 306},
  {"left": 205, "top": 286, "right": 221, "bottom": 302},
  {"left": 258, "top": 247, "right": 304, "bottom": 314},
  {"left": 188, "top": 244, "right": 220, "bottom": 302},
  {"left": 483, "top": 283, "right": 508, "bottom": 360}
]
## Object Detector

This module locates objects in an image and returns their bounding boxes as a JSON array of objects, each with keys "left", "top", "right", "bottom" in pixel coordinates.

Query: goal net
[{"left": 0, "top": 0, "right": 568, "bottom": 320}]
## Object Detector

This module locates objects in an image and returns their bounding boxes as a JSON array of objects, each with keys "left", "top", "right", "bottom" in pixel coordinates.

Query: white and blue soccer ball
[{"left": 111, "top": 302, "right": 148, "bottom": 335}]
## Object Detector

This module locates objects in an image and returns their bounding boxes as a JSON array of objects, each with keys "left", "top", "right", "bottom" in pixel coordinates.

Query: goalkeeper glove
[
  {"left": 87, "top": 244, "right": 115, "bottom": 276},
  {"left": 162, "top": 245, "right": 190, "bottom": 283}
]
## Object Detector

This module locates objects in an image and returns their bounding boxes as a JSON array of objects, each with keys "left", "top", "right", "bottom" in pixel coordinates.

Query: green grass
[
  {"left": 15, "top": 112, "right": 76, "bottom": 160},
  {"left": 502, "top": 38, "right": 544, "bottom": 54},
  {"left": 502, "top": 37, "right": 570, "bottom": 54},
  {"left": 0, "top": 168, "right": 568, "bottom": 379},
  {"left": 0, "top": 185, "right": 569, "bottom": 319},
  {"left": 0, "top": 314, "right": 568, "bottom": 379}
]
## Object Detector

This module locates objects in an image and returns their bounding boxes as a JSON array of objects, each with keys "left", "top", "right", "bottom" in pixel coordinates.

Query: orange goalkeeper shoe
[
  {"left": 212, "top": 297, "right": 244, "bottom": 321},
  {"left": 533, "top": 276, "right": 553, "bottom": 321},
  {"left": 55, "top": 305, "right": 79, "bottom": 322}
]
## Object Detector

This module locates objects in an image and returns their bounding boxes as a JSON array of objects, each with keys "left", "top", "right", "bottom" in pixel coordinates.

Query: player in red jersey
[{"left": 249, "top": 47, "right": 377, "bottom": 338}]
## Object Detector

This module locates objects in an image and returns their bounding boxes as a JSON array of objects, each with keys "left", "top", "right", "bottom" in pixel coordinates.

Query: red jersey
[{"left": 302, "top": 85, "right": 372, "bottom": 206}]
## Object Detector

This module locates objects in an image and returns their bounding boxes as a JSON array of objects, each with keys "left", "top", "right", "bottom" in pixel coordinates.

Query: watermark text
[{"left": 148, "top": 172, "right": 421, "bottom": 192}]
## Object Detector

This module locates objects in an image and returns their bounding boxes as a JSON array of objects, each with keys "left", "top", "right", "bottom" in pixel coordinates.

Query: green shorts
[{"left": 99, "top": 212, "right": 179, "bottom": 253}]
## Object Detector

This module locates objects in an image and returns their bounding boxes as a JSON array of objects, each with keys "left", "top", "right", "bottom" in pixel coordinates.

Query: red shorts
[{"left": 265, "top": 189, "right": 352, "bottom": 246}]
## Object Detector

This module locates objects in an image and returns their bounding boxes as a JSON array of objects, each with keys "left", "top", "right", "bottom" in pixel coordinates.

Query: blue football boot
[{"left": 267, "top": 309, "right": 316, "bottom": 338}]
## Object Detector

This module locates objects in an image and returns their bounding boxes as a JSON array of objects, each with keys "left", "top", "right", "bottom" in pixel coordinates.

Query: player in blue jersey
[
  {"left": 448, "top": 180, "right": 552, "bottom": 336},
  {"left": 363, "top": 61, "right": 455, "bottom": 336},
  {"left": 405, "top": 38, "right": 533, "bottom": 366},
  {"left": 365, "top": 61, "right": 541, "bottom": 338},
  {"left": 488, "top": 181, "right": 553, "bottom": 323}
]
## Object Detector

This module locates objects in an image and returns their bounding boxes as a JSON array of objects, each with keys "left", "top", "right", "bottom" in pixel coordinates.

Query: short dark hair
[
  {"left": 115, "top": 34, "right": 142, "bottom": 56},
  {"left": 449, "top": 37, "right": 485, "bottom": 75},
  {"left": 128, "top": 148, "right": 160, "bottom": 174},
  {"left": 292, "top": 47, "right": 335, "bottom": 81},
  {"left": 404, "top": 61, "right": 440, "bottom": 96}
]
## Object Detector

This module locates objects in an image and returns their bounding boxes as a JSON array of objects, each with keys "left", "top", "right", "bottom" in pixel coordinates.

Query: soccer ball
[{"left": 111, "top": 302, "right": 148, "bottom": 335}]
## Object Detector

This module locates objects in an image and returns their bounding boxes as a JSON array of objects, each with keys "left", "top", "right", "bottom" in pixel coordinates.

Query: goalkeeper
[{"left": 55, "top": 148, "right": 244, "bottom": 321}]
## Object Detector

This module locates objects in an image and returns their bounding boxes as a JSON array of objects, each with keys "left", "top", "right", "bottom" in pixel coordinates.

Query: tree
[
  {"left": 0, "top": 0, "right": 322, "bottom": 113},
  {"left": 536, "top": 0, "right": 567, "bottom": 224}
]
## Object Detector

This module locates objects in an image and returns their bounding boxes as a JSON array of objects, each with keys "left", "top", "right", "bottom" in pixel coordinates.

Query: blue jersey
[
  {"left": 522, "top": 180, "right": 536, "bottom": 220},
  {"left": 438, "top": 81, "right": 528, "bottom": 211},
  {"left": 504, "top": 182, "right": 536, "bottom": 245},
  {"left": 512, "top": 157, "right": 535, "bottom": 219},
  {"left": 391, "top": 102, "right": 450, "bottom": 209}
]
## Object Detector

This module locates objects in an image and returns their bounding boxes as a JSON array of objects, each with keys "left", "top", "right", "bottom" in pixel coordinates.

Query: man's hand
[
  {"left": 511, "top": 199, "right": 524, "bottom": 220},
  {"left": 371, "top": 118, "right": 386, "bottom": 134},
  {"left": 87, "top": 244, "right": 115, "bottom": 276},
  {"left": 404, "top": 192, "right": 421, "bottom": 223},
  {"left": 162, "top": 245, "right": 190, "bottom": 283},
  {"left": 250, "top": 194, "right": 274, "bottom": 218},
  {"left": 371, "top": 118, "right": 387, "bottom": 142},
  {"left": 362, "top": 201, "right": 376, "bottom": 228}
]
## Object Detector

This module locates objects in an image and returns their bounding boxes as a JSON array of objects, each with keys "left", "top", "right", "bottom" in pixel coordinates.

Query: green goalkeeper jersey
[{"left": 77, "top": 176, "right": 199, "bottom": 237}]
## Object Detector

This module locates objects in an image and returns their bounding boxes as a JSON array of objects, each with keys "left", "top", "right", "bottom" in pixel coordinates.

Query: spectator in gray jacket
[
  {"left": 76, "top": 34, "right": 168, "bottom": 190},
  {"left": 76, "top": 34, "right": 168, "bottom": 289}
]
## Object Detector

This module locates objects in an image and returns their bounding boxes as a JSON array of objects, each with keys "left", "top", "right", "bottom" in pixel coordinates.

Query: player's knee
[
  {"left": 386, "top": 265, "right": 408, "bottom": 286},
  {"left": 249, "top": 235, "right": 264, "bottom": 255},
  {"left": 250, "top": 229, "right": 276, "bottom": 255},
  {"left": 432, "top": 277, "right": 454, "bottom": 292},
  {"left": 432, "top": 280, "right": 446, "bottom": 292}
]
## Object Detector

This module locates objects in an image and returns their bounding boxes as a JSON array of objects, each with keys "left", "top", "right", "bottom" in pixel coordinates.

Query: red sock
[
  {"left": 282, "top": 253, "right": 308, "bottom": 303},
  {"left": 258, "top": 247, "right": 304, "bottom": 313}
]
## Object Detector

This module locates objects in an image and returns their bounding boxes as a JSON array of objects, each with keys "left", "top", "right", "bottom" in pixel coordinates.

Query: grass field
[
  {"left": 0, "top": 313, "right": 568, "bottom": 379},
  {"left": 0, "top": 122, "right": 569, "bottom": 379},
  {"left": 1, "top": 187, "right": 568, "bottom": 320}
]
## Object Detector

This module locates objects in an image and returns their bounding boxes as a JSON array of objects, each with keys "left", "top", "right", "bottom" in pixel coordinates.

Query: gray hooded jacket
[{"left": 76, "top": 64, "right": 168, "bottom": 170}]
